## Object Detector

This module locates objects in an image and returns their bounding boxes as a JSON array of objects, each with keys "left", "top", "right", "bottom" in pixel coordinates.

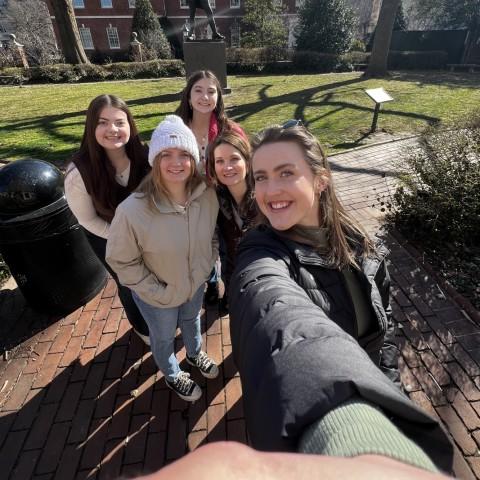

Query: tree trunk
[
  {"left": 365, "top": 0, "right": 401, "bottom": 78},
  {"left": 48, "top": 0, "right": 89, "bottom": 64}
]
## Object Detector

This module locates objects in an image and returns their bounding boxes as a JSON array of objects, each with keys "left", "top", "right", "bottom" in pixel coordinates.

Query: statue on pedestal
[{"left": 186, "top": 0, "right": 225, "bottom": 41}]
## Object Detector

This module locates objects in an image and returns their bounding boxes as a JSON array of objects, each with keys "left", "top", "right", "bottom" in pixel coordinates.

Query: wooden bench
[{"left": 447, "top": 63, "right": 480, "bottom": 73}]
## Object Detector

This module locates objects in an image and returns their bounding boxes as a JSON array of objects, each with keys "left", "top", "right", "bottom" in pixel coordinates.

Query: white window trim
[
  {"left": 106, "top": 25, "right": 120, "bottom": 49},
  {"left": 230, "top": 0, "right": 240, "bottom": 8},
  {"left": 79, "top": 26, "right": 94, "bottom": 50},
  {"left": 73, "top": 0, "right": 85, "bottom": 8},
  {"left": 180, "top": 0, "right": 188, "bottom": 9},
  {"left": 128, "top": 0, "right": 135, "bottom": 8}
]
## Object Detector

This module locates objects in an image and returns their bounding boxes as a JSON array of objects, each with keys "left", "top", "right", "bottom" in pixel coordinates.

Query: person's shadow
[{"left": 0, "top": 282, "right": 245, "bottom": 479}]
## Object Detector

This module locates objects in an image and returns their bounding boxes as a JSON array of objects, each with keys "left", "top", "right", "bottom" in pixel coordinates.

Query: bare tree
[
  {"left": 47, "top": 0, "right": 89, "bottom": 64},
  {"left": 365, "top": 0, "right": 401, "bottom": 77},
  {"left": 5, "top": 0, "right": 60, "bottom": 65}
]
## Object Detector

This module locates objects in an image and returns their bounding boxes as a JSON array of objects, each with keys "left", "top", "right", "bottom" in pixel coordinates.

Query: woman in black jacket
[{"left": 228, "top": 123, "right": 453, "bottom": 473}]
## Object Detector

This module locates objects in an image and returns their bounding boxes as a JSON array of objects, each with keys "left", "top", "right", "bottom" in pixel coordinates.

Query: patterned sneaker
[
  {"left": 186, "top": 351, "right": 219, "bottom": 379},
  {"left": 165, "top": 371, "right": 202, "bottom": 402}
]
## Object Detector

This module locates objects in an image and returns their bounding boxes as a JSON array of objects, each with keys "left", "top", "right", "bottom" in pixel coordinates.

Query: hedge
[{"left": 0, "top": 59, "right": 185, "bottom": 85}]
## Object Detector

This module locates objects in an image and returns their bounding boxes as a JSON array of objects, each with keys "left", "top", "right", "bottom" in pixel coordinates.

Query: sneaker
[
  {"left": 186, "top": 351, "right": 219, "bottom": 379},
  {"left": 133, "top": 329, "right": 150, "bottom": 346},
  {"left": 165, "top": 371, "right": 202, "bottom": 402},
  {"left": 205, "top": 282, "right": 219, "bottom": 305}
]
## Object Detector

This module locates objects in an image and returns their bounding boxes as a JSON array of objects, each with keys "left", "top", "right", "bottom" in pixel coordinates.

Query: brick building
[{"left": 43, "top": 0, "right": 303, "bottom": 60}]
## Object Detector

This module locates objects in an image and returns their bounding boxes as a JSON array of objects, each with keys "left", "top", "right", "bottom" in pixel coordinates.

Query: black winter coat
[{"left": 229, "top": 225, "right": 453, "bottom": 472}]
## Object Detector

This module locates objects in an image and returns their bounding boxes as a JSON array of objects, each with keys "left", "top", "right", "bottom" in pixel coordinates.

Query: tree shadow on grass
[{"left": 386, "top": 71, "right": 480, "bottom": 89}]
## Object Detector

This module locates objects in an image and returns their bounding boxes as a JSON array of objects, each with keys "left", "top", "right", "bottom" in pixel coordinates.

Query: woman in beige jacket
[{"left": 106, "top": 115, "right": 219, "bottom": 402}]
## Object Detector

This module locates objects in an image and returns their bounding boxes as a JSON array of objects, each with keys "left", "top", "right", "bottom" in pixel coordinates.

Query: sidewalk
[{"left": 1, "top": 138, "right": 480, "bottom": 479}]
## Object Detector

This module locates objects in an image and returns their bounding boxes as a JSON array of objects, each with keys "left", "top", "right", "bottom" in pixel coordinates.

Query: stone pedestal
[{"left": 183, "top": 40, "right": 230, "bottom": 93}]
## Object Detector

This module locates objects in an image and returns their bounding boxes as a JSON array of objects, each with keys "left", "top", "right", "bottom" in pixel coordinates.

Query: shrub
[
  {"left": 0, "top": 60, "right": 185, "bottom": 84},
  {"left": 387, "top": 50, "right": 448, "bottom": 70},
  {"left": 226, "top": 47, "right": 290, "bottom": 64},
  {"left": 296, "top": 0, "right": 356, "bottom": 55},
  {"left": 292, "top": 50, "right": 354, "bottom": 73},
  {"left": 0, "top": 67, "right": 26, "bottom": 85},
  {"left": 391, "top": 113, "right": 480, "bottom": 249}
]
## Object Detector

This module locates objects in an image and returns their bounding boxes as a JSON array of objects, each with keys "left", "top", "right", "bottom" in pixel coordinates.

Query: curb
[{"left": 389, "top": 228, "right": 480, "bottom": 325}]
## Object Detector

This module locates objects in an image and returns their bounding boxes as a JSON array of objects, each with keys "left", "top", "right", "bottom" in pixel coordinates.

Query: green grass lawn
[{"left": 1, "top": 70, "right": 480, "bottom": 166}]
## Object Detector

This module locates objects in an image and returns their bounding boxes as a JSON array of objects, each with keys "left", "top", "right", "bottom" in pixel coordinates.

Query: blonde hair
[
  {"left": 136, "top": 152, "right": 203, "bottom": 209},
  {"left": 251, "top": 125, "right": 374, "bottom": 268}
]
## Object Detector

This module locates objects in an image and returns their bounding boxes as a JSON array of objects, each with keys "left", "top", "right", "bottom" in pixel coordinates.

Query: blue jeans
[{"left": 132, "top": 286, "right": 204, "bottom": 381}]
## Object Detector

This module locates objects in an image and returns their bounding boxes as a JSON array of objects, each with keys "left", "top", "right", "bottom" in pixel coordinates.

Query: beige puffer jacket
[{"left": 106, "top": 182, "right": 219, "bottom": 308}]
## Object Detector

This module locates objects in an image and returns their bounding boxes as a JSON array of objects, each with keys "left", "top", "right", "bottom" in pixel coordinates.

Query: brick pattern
[{"left": 0, "top": 138, "right": 479, "bottom": 479}]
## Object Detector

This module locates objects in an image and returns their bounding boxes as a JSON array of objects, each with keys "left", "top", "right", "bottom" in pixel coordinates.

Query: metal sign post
[{"left": 364, "top": 88, "right": 394, "bottom": 133}]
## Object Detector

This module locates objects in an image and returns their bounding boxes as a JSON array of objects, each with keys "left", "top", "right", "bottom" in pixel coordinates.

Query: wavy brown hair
[
  {"left": 69, "top": 94, "right": 148, "bottom": 215},
  {"left": 251, "top": 125, "right": 374, "bottom": 268},
  {"left": 175, "top": 70, "right": 229, "bottom": 131}
]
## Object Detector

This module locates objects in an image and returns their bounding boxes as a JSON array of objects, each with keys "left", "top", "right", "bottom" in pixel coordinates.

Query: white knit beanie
[{"left": 148, "top": 115, "right": 199, "bottom": 166}]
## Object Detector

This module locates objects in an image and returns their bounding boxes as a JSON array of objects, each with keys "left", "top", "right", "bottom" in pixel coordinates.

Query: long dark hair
[
  {"left": 70, "top": 94, "right": 148, "bottom": 215},
  {"left": 175, "top": 70, "right": 229, "bottom": 131},
  {"left": 251, "top": 125, "right": 374, "bottom": 268}
]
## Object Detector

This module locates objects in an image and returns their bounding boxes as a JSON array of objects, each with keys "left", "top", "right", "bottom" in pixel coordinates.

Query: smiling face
[
  {"left": 189, "top": 77, "right": 218, "bottom": 115},
  {"left": 157, "top": 148, "right": 193, "bottom": 189},
  {"left": 253, "top": 141, "right": 324, "bottom": 231},
  {"left": 95, "top": 106, "right": 131, "bottom": 151},
  {"left": 213, "top": 142, "right": 248, "bottom": 188}
]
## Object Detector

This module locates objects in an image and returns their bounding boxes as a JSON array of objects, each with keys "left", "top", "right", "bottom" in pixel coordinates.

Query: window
[
  {"left": 180, "top": 0, "right": 188, "bottom": 8},
  {"left": 73, "top": 0, "right": 85, "bottom": 8},
  {"left": 230, "top": 23, "right": 240, "bottom": 48},
  {"left": 107, "top": 25, "right": 120, "bottom": 49},
  {"left": 295, "top": 0, "right": 304, "bottom": 7},
  {"left": 230, "top": 0, "right": 240, "bottom": 7},
  {"left": 79, "top": 26, "right": 94, "bottom": 49},
  {"left": 101, "top": 0, "right": 113, "bottom": 8},
  {"left": 128, "top": 0, "right": 135, "bottom": 7},
  {"left": 209, "top": 0, "right": 215, "bottom": 8}
]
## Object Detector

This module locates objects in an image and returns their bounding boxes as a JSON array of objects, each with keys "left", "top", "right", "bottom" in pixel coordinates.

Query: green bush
[
  {"left": 391, "top": 113, "right": 480, "bottom": 248},
  {"left": 0, "top": 67, "right": 26, "bottom": 85},
  {"left": 226, "top": 47, "right": 290, "bottom": 64},
  {"left": 387, "top": 50, "right": 448, "bottom": 70},
  {"left": 292, "top": 50, "right": 354, "bottom": 73},
  {"left": 0, "top": 60, "right": 185, "bottom": 84}
]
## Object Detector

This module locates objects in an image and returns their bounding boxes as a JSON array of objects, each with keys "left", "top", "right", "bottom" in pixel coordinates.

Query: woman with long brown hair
[
  {"left": 65, "top": 94, "right": 150, "bottom": 343},
  {"left": 176, "top": 70, "right": 247, "bottom": 305},
  {"left": 207, "top": 131, "right": 257, "bottom": 312}
]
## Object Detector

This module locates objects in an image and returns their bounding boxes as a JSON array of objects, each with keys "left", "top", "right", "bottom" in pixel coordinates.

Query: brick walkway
[{"left": 1, "top": 138, "right": 480, "bottom": 479}]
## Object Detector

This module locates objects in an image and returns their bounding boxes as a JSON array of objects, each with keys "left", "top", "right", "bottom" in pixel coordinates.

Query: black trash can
[{"left": 0, "top": 159, "right": 106, "bottom": 315}]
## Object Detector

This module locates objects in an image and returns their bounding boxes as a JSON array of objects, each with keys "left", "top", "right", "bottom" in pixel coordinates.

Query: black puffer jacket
[{"left": 229, "top": 225, "right": 453, "bottom": 472}]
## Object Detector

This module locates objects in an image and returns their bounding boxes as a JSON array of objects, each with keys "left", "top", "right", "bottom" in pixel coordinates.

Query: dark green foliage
[
  {"left": 387, "top": 50, "right": 448, "bottom": 70},
  {"left": 0, "top": 60, "right": 185, "bottom": 84},
  {"left": 131, "top": 0, "right": 171, "bottom": 59},
  {"left": 390, "top": 112, "right": 480, "bottom": 308},
  {"left": 393, "top": 0, "right": 407, "bottom": 30},
  {"left": 295, "top": 0, "right": 356, "bottom": 54},
  {"left": 241, "top": 0, "right": 288, "bottom": 50},
  {"left": 292, "top": 51, "right": 353, "bottom": 72},
  {"left": 391, "top": 113, "right": 480, "bottom": 248}
]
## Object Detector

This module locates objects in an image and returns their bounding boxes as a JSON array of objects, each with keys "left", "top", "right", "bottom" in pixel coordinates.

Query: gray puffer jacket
[{"left": 229, "top": 225, "right": 453, "bottom": 473}]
